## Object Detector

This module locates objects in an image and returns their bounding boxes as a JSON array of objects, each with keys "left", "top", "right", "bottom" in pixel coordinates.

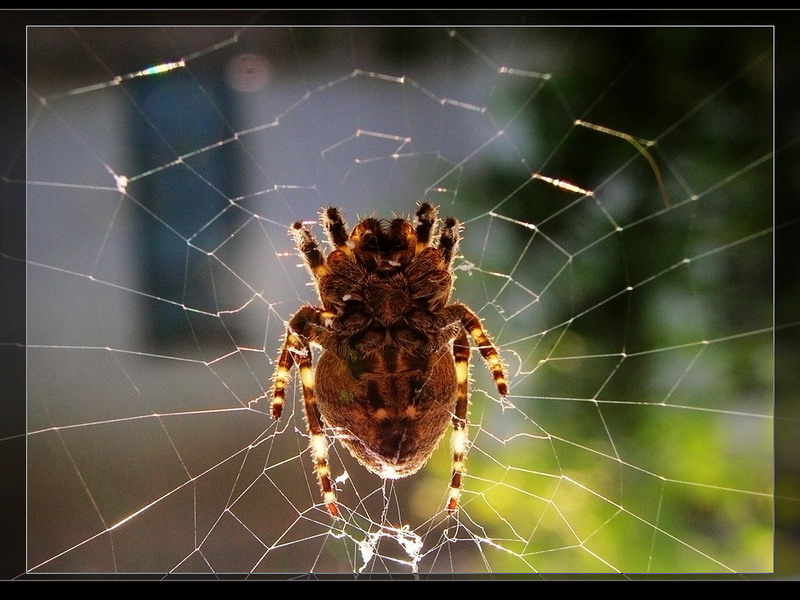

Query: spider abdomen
[{"left": 316, "top": 345, "right": 457, "bottom": 479}]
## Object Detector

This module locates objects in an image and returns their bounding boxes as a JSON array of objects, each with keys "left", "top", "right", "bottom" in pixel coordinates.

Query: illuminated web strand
[
  {"left": 575, "top": 119, "right": 671, "bottom": 207},
  {"left": 321, "top": 129, "right": 412, "bottom": 158},
  {"left": 532, "top": 173, "right": 593, "bottom": 197},
  {"left": 41, "top": 59, "right": 186, "bottom": 102},
  {"left": 41, "top": 31, "right": 242, "bottom": 102},
  {"left": 498, "top": 66, "right": 551, "bottom": 80}
]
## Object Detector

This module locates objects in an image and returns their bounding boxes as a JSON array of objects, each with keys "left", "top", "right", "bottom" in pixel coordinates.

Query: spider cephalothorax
[{"left": 271, "top": 203, "right": 508, "bottom": 516}]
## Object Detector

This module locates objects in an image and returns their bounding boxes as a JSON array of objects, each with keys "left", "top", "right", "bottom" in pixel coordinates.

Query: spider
[{"left": 270, "top": 202, "right": 508, "bottom": 517}]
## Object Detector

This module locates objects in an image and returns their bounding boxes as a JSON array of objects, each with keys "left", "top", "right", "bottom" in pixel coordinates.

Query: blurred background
[{"left": 9, "top": 19, "right": 791, "bottom": 576}]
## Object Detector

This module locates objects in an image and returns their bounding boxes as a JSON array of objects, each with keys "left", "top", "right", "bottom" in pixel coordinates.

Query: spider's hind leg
[
  {"left": 447, "top": 326, "right": 471, "bottom": 513},
  {"left": 443, "top": 302, "right": 508, "bottom": 398}
]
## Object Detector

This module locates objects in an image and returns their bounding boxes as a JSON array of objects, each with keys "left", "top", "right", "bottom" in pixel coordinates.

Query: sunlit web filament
[{"left": 575, "top": 119, "right": 671, "bottom": 207}]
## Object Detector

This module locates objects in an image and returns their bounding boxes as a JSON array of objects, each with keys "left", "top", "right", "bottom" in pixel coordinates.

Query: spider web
[{"left": 11, "top": 20, "right": 782, "bottom": 577}]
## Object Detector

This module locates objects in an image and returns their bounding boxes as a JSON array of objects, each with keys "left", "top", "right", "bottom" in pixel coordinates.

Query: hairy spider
[{"left": 270, "top": 202, "right": 508, "bottom": 517}]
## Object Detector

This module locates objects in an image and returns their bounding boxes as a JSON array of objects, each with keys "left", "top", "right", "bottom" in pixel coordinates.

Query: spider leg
[
  {"left": 270, "top": 340, "right": 294, "bottom": 421},
  {"left": 291, "top": 220, "right": 328, "bottom": 280},
  {"left": 270, "top": 306, "right": 339, "bottom": 517},
  {"left": 444, "top": 303, "right": 508, "bottom": 397},
  {"left": 438, "top": 216, "right": 460, "bottom": 267},
  {"left": 414, "top": 202, "right": 438, "bottom": 254},
  {"left": 447, "top": 326, "right": 471, "bottom": 513},
  {"left": 321, "top": 206, "right": 352, "bottom": 257},
  {"left": 270, "top": 306, "right": 332, "bottom": 418}
]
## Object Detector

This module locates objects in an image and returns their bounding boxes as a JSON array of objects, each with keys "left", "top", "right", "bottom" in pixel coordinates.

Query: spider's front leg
[
  {"left": 321, "top": 206, "right": 351, "bottom": 255},
  {"left": 438, "top": 216, "right": 461, "bottom": 266},
  {"left": 291, "top": 220, "right": 328, "bottom": 281},
  {"left": 271, "top": 306, "right": 339, "bottom": 517},
  {"left": 414, "top": 202, "right": 437, "bottom": 254}
]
